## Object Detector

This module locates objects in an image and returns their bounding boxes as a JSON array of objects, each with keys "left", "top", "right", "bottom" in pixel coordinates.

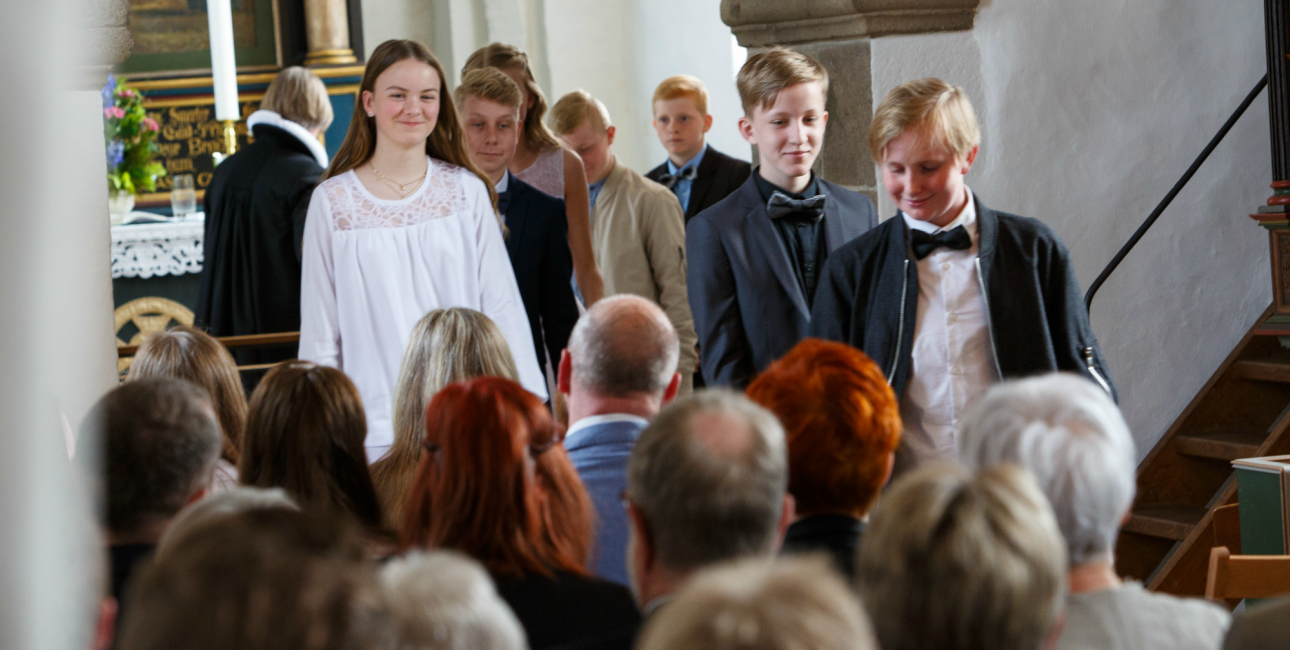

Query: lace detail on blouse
[
  {"left": 323, "top": 159, "right": 469, "bottom": 231},
  {"left": 514, "top": 146, "right": 565, "bottom": 198}
]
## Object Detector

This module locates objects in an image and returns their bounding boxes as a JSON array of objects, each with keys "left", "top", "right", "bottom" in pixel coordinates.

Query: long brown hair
[
  {"left": 326, "top": 39, "right": 498, "bottom": 210},
  {"left": 239, "top": 361, "right": 384, "bottom": 533},
  {"left": 400, "top": 377, "right": 593, "bottom": 577},
  {"left": 369, "top": 308, "right": 519, "bottom": 529},
  {"left": 128, "top": 325, "right": 246, "bottom": 465},
  {"left": 462, "top": 43, "right": 562, "bottom": 154}
]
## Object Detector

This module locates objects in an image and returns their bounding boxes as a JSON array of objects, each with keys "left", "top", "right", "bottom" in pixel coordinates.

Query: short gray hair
[
  {"left": 378, "top": 550, "right": 526, "bottom": 650},
  {"left": 637, "top": 555, "right": 877, "bottom": 650},
  {"left": 626, "top": 390, "right": 787, "bottom": 571},
  {"left": 157, "top": 486, "right": 298, "bottom": 556},
  {"left": 957, "top": 374, "right": 1136, "bottom": 566},
  {"left": 569, "top": 295, "right": 679, "bottom": 397},
  {"left": 857, "top": 464, "right": 1067, "bottom": 650}
]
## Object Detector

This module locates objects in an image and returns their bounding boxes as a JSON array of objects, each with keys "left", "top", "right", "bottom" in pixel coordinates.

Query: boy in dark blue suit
[
  {"left": 810, "top": 78, "right": 1114, "bottom": 476},
  {"left": 458, "top": 68, "right": 579, "bottom": 377},
  {"left": 645, "top": 75, "right": 751, "bottom": 224},
  {"left": 687, "top": 48, "right": 877, "bottom": 389}
]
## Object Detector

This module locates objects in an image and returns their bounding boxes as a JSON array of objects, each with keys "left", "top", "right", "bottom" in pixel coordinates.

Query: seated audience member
[
  {"left": 550, "top": 90, "right": 698, "bottom": 390},
  {"left": 127, "top": 326, "right": 247, "bottom": 490},
  {"left": 379, "top": 550, "right": 527, "bottom": 650},
  {"left": 636, "top": 556, "right": 877, "bottom": 650},
  {"left": 1223, "top": 597, "right": 1290, "bottom": 650},
  {"left": 625, "top": 390, "right": 793, "bottom": 615},
  {"left": 456, "top": 67, "right": 579, "bottom": 376},
  {"left": 195, "top": 66, "right": 333, "bottom": 366},
  {"left": 401, "top": 377, "right": 640, "bottom": 649},
  {"left": 462, "top": 42, "right": 604, "bottom": 305},
  {"left": 958, "top": 375, "right": 1229, "bottom": 650},
  {"left": 810, "top": 78, "right": 1113, "bottom": 476},
  {"left": 646, "top": 74, "right": 751, "bottom": 224},
  {"left": 745, "top": 338, "right": 900, "bottom": 579},
  {"left": 370, "top": 308, "right": 519, "bottom": 529},
  {"left": 87, "top": 378, "right": 221, "bottom": 641},
  {"left": 239, "top": 361, "right": 385, "bottom": 538},
  {"left": 559, "top": 295, "right": 681, "bottom": 585},
  {"left": 687, "top": 48, "right": 877, "bottom": 390},
  {"left": 156, "top": 486, "right": 297, "bottom": 556},
  {"left": 857, "top": 464, "right": 1067, "bottom": 650},
  {"left": 117, "top": 509, "right": 382, "bottom": 650}
]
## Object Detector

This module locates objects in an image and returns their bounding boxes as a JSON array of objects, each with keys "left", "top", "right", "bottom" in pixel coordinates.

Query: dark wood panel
[
  {"left": 1124, "top": 505, "right": 1206, "bottom": 541},
  {"left": 1174, "top": 430, "right": 1266, "bottom": 461}
]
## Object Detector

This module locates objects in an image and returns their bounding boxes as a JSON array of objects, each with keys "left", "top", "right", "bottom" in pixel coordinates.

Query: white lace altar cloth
[{"left": 110, "top": 213, "right": 205, "bottom": 279}]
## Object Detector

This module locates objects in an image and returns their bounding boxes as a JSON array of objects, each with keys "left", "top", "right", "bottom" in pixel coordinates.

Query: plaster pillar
[
  {"left": 305, "top": 0, "right": 358, "bottom": 66},
  {"left": 721, "top": 0, "right": 979, "bottom": 201}
]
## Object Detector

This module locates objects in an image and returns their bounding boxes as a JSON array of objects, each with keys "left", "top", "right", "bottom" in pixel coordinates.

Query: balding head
[
  {"left": 626, "top": 390, "right": 789, "bottom": 575},
  {"left": 567, "top": 295, "right": 679, "bottom": 398}
]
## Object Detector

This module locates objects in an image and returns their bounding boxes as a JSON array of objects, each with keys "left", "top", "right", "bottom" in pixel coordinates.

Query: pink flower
[
  {"left": 117, "top": 88, "right": 135, "bottom": 98},
  {"left": 103, "top": 106, "right": 125, "bottom": 120},
  {"left": 142, "top": 117, "right": 159, "bottom": 131}
]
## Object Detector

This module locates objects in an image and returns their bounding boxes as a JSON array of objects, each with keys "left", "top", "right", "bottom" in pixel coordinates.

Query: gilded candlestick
[{"left": 222, "top": 120, "right": 237, "bottom": 155}]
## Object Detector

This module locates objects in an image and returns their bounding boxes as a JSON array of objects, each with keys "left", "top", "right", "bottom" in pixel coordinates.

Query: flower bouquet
[{"left": 102, "top": 75, "right": 166, "bottom": 212}]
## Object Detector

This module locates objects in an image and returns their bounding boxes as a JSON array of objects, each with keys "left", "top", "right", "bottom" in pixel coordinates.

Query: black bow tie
[
  {"left": 910, "top": 225, "right": 972, "bottom": 260},
  {"left": 766, "top": 191, "right": 826, "bottom": 222},
  {"left": 497, "top": 189, "right": 511, "bottom": 216},
  {"left": 657, "top": 165, "right": 697, "bottom": 190}
]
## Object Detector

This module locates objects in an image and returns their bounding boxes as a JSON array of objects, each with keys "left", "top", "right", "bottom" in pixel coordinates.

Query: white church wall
[{"left": 871, "top": 2, "right": 1272, "bottom": 459}]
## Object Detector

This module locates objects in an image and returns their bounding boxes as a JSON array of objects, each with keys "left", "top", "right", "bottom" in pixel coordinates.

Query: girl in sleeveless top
[
  {"left": 463, "top": 43, "right": 605, "bottom": 306},
  {"left": 298, "top": 40, "right": 546, "bottom": 462}
]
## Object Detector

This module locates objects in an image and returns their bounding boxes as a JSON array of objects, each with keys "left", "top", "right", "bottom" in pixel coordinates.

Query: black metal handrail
[{"left": 1084, "top": 74, "right": 1269, "bottom": 315}]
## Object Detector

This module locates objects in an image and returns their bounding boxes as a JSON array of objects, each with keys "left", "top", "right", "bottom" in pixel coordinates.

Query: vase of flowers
[{"left": 103, "top": 74, "right": 165, "bottom": 221}]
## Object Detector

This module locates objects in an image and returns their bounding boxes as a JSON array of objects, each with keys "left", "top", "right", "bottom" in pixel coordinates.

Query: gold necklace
[{"left": 370, "top": 164, "right": 426, "bottom": 198}]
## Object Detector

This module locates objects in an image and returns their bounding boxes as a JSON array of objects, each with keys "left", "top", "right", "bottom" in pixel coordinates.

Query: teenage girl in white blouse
[{"left": 299, "top": 39, "right": 546, "bottom": 462}]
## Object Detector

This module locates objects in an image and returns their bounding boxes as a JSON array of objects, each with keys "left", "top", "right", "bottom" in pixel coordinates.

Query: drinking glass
[{"left": 170, "top": 174, "right": 196, "bottom": 219}]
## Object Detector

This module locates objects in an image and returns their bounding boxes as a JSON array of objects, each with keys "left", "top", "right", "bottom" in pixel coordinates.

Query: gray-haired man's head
[{"left": 566, "top": 295, "right": 679, "bottom": 398}]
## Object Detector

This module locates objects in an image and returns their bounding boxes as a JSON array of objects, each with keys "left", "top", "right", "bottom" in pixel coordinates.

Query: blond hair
[
  {"left": 653, "top": 75, "right": 709, "bottom": 115},
  {"left": 127, "top": 325, "right": 246, "bottom": 465},
  {"left": 454, "top": 67, "right": 523, "bottom": 111},
  {"left": 369, "top": 309, "right": 519, "bottom": 529},
  {"left": 549, "top": 90, "right": 612, "bottom": 136},
  {"left": 638, "top": 555, "right": 877, "bottom": 650},
  {"left": 856, "top": 463, "right": 1067, "bottom": 650},
  {"left": 869, "top": 77, "right": 980, "bottom": 163},
  {"left": 261, "top": 66, "right": 334, "bottom": 133},
  {"left": 736, "top": 47, "right": 828, "bottom": 116},
  {"left": 462, "top": 43, "right": 562, "bottom": 153}
]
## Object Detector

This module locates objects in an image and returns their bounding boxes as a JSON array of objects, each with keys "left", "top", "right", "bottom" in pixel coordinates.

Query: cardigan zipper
[
  {"left": 887, "top": 260, "right": 910, "bottom": 385},
  {"left": 1083, "top": 347, "right": 1113, "bottom": 395},
  {"left": 975, "top": 258, "right": 1005, "bottom": 380}
]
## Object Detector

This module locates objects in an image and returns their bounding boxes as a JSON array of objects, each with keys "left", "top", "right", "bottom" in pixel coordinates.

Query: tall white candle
[{"left": 207, "top": 0, "right": 240, "bottom": 121}]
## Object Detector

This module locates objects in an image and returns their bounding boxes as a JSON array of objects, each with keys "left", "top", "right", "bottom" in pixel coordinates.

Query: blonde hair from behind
[
  {"left": 454, "top": 67, "right": 524, "bottom": 111},
  {"left": 369, "top": 308, "right": 519, "bottom": 529},
  {"left": 856, "top": 463, "right": 1067, "bottom": 650},
  {"left": 462, "top": 43, "right": 562, "bottom": 153},
  {"left": 653, "top": 75, "right": 709, "bottom": 115},
  {"left": 127, "top": 325, "right": 246, "bottom": 465},
  {"left": 260, "top": 66, "right": 334, "bottom": 133},
  {"left": 869, "top": 77, "right": 980, "bottom": 163},
  {"left": 736, "top": 47, "right": 829, "bottom": 117},
  {"left": 637, "top": 555, "right": 877, "bottom": 650},
  {"left": 549, "top": 90, "right": 612, "bottom": 136}
]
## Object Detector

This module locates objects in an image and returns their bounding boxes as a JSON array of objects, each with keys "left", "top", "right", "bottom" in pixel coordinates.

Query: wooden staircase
[{"left": 1117, "top": 304, "right": 1290, "bottom": 595}]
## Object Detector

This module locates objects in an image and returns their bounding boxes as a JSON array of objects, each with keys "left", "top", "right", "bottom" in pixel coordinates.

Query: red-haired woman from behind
[
  {"left": 401, "top": 376, "right": 640, "bottom": 649},
  {"left": 745, "top": 338, "right": 902, "bottom": 580}
]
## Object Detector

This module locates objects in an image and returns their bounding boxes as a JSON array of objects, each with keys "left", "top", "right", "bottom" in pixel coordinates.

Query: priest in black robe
[{"left": 195, "top": 68, "right": 334, "bottom": 366}]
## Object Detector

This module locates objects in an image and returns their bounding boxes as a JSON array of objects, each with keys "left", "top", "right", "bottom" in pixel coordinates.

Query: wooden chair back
[
  {"left": 1206, "top": 546, "right": 1290, "bottom": 601},
  {"left": 113, "top": 297, "right": 195, "bottom": 375}
]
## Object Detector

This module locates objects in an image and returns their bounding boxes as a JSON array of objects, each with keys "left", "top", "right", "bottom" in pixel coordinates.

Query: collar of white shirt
[
  {"left": 901, "top": 187, "right": 977, "bottom": 241},
  {"left": 496, "top": 169, "right": 510, "bottom": 193},
  {"left": 565, "top": 413, "right": 650, "bottom": 441}
]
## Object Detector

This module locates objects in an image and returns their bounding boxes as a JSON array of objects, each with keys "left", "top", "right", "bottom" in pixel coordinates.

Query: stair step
[
  {"left": 1231, "top": 359, "right": 1290, "bottom": 383},
  {"left": 1174, "top": 430, "right": 1266, "bottom": 461},
  {"left": 1123, "top": 506, "right": 1206, "bottom": 541}
]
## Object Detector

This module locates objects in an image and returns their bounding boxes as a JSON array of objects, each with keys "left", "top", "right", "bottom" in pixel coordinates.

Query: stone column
[
  {"left": 304, "top": 0, "right": 358, "bottom": 66},
  {"left": 721, "top": 0, "right": 979, "bottom": 201}
]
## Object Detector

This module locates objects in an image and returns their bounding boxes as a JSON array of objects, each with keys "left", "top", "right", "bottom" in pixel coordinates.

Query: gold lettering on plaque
[{"left": 145, "top": 101, "right": 260, "bottom": 194}]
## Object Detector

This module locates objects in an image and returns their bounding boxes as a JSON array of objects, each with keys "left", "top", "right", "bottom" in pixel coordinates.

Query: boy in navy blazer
[
  {"left": 646, "top": 75, "right": 751, "bottom": 224},
  {"left": 457, "top": 68, "right": 579, "bottom": 378},
  {"left": 687, "top": 48, "right": 877, "bottom": 389},
  {"left": 810, "top": 78, "right": 1115, "bottom": 475}
]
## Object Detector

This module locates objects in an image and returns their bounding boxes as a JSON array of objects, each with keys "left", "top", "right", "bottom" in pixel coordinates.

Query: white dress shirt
[{"left": 898, "top": 188, "right": 997, "bottom": 471}]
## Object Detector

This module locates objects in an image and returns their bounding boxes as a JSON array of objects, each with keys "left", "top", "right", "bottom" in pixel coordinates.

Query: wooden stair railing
[
  {"left": 1116, "top": 304, "right": 1290, "bottom": 597},
  {"left": 117, "top": 331, "right": 301, "bottom": 374}
]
